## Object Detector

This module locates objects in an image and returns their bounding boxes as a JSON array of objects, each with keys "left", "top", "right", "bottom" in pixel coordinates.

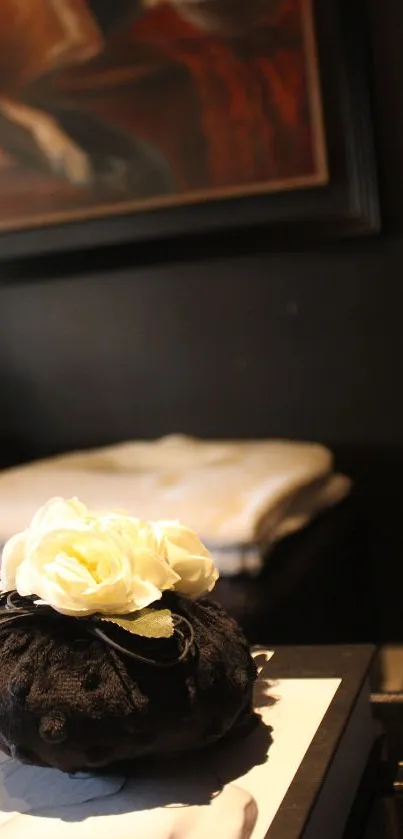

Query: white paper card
[{"left": 0, "top": 651, "right": 341, "bottom": 839}]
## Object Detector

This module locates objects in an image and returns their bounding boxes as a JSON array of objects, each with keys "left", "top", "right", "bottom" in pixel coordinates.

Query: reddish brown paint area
[{"left": 0, "top": 0, "right": 326, "bottom": 231}]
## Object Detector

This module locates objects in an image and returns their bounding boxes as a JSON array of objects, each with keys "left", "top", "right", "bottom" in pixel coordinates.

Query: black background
[{"left": 0, "top": 0, "right": 402, "bottom": 639}]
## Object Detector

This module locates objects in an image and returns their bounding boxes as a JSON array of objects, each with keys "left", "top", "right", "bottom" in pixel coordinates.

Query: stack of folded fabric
[{"left": 0, "top": 435, "right": 351, "bottom": 575}]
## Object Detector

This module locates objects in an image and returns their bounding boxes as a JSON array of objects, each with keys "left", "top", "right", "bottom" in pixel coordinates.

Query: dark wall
[{"left": 0, "top": 0, "right": 402, "bottom": 637}]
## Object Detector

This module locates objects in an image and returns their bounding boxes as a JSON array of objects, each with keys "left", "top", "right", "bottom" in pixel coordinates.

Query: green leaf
[{"left": 100, "top": 608, "right": 174, "bottom": 639}]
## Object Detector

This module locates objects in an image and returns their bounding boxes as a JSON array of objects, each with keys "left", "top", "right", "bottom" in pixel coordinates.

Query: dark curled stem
[
  {"left": 0, "top": 591, "right": 196, "bottom": 668},
  {"left": 89, "top": 614, "right": 195, "bottom": 668}
]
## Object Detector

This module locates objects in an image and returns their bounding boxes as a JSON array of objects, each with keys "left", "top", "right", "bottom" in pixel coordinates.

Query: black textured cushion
[{"left": 0, "top": 592, "right": 257, "bottom": 773}]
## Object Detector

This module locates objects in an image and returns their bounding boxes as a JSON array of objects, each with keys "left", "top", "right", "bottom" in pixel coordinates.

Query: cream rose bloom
[
  {"left": 152, "top": 521, "right": 219, "bottom": 596},
  {"left": 0, "top": 498, "right": 180, "bottom": 616}
]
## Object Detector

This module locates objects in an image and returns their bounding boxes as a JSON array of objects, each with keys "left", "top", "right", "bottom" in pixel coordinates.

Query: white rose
[
  {"left": 1, "top": 497, "right": 180, "bottom": 616},
  {"left": 153, "top": 521, "right": 219, "bottom": 596}
]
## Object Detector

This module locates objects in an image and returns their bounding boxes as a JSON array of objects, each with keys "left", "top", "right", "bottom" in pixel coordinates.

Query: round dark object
[{"left": 0, "top": 592, "right": 257, "bottom": 773}]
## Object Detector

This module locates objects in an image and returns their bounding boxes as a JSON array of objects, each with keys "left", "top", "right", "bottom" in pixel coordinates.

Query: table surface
[{"left": 0, "top": 645, "right": 376, "bottom": 839}]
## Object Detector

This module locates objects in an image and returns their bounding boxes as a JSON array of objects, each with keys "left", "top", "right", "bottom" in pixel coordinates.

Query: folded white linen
[{"left": 0, "top": 435, "right": 351, "bottom": 574}]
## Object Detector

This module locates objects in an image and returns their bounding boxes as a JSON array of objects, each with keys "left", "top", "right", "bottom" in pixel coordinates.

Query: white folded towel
[{"left": 0, "top": 435, "right": 351, "bottom": 574}]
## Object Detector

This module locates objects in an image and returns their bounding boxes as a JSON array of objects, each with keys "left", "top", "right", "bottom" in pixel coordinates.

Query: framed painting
[{"left": 0, "top": 0, "right": 379, "bottom": 265}]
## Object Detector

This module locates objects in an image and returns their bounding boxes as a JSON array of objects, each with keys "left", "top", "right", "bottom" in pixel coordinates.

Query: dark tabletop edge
[{"left": 261, "top": 645, "right": 376, "bottom": 839}]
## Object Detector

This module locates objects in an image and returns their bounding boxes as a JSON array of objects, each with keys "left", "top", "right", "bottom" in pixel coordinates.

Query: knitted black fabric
[{"left": 0, "top": 593, "right": 257, "bottom": 773}]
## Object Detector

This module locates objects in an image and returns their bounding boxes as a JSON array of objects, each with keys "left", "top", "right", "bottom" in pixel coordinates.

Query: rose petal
[
  {"left": 1, "top": 531, "right": 26, "bottom": 590},
  {"left": 30, "top": 497, "right": 89, "bottom": 533}
]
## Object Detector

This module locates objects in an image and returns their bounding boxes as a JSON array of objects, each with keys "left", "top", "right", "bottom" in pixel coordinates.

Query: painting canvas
[{"left": 0, "top": 0, "right": 328, "bottom": 236}]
